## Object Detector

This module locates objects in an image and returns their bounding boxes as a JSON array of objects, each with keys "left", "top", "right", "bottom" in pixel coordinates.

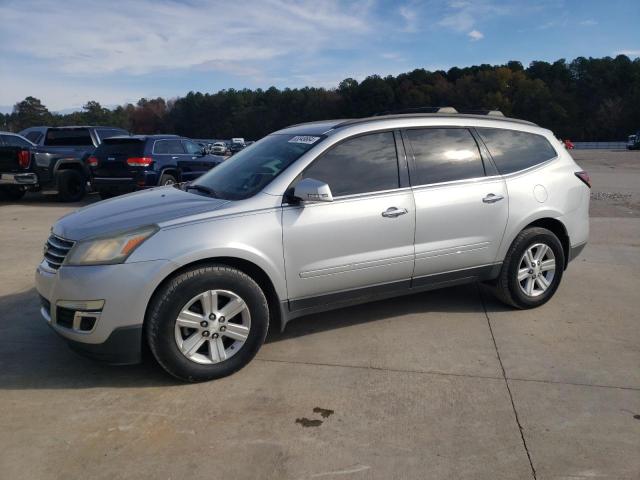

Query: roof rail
[
  {"left": 458, "top": 109, "right": 505, "bottom": 117},
  {"left": 374, "top": 106, "right": 458, "bottom": 116},
  {"left": 333, "top": 111, "right": 537, "bottom": 129}
]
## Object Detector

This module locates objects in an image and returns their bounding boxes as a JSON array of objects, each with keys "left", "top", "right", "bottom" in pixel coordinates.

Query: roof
[
  {"left": 334, "top": 113, "right": 537, "bottom": 128},
  {"left": 273, "top": 120, "right": 347, "bottom": 136},
  {"left": 276, "top": 112, "right": 537, "bottom": 136},
  {"left": 104, "top": 134, "right": 181, "bottom": 141},
  {"left": 22, "top": 125, "right": 128, "bottom": 130}
]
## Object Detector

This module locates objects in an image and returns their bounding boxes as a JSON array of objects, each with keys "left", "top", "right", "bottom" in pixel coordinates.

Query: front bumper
[
  {"left": 0, "top": 172, "right": 38, "bottom": 185},
  {"left": 36, "top": 258, "right": 175, "bottom": 364}
]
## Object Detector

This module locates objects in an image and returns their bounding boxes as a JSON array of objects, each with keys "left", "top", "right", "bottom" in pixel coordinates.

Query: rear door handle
[
  {"left": 171, "top": 156, "right": 180, "bottom": 160},
  {"left": 381, "top": 207, "right": 408, "bottom": 218},
  {"left": 482, "top": 193, "right": 504, "bottom": 204}
]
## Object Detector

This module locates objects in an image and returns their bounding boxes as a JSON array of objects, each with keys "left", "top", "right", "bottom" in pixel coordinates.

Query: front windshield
[{"left": 190, "top": 133, "right": 324, "bottom": 200}]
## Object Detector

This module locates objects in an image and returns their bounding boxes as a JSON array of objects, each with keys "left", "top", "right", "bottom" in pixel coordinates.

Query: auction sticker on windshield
[{"left": 288, "top": 136, "right": 320, "bottom": 144}]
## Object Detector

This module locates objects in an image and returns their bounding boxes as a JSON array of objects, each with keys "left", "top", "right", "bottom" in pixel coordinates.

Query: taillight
[
  {"left": 126, "top": 157, "right": 153, "bottom": 167},
  {"left": 18, "top": 150, "right": 30, "bottom": 169},
  {"left": 575, "top": 171, "right": 591, "bottom": 188},
  {"left": 87, "top": 156, "right": 99, "bottom": 167}
]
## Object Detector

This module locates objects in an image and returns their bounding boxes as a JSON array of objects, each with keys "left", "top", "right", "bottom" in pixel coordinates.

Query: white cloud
[
  {"left": 579, "top": 19, "right": 597, "bottom": 26},
  {"left": 438, "top": 0, "right": 508, "bottom": 34},
  {"left": 399, "top": 5, "right": 418, "bottom": 32},
  {"left": 0, "top": 0, "right": 373, "bottom": 76},
  {"left": 468, "top": 30, "right": 484, "bottom": 41},
  {"left": 616, "top": 50, "right": 640, "bottom": 57}
]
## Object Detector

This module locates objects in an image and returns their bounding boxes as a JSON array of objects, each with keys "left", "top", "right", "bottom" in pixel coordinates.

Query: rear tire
[
  {"left": 492, "top": 227, "right": 565, "bottom": 309},
  {"left": 0, "top": 186, "right": 26, "bottom": 201},
  {"left": 57, "top": 170, "right": 86, "bottom": 202},
  {"left": 146, "top": 265, "right": 269, "bottom": 382},
  {"left": 159, "top": 173, "right": 177, "bottom": 186}
]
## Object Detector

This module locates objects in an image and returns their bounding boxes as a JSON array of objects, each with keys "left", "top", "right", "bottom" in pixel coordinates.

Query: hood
[{"left": 54, "top": 186, "right": 230, "bottom": 240}]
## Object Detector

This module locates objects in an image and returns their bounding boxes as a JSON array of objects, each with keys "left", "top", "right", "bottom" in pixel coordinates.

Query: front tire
[
  {"left": 493, "top": 227, "right": 565, "bottom": 309},
  {"left": 146, "top": 265, "right": 269, "bottom": 382}
]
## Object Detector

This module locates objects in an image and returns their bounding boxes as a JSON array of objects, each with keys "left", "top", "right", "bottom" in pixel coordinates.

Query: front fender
[{"left": 128, "top": 209, "right": 287, "bottom": 300}]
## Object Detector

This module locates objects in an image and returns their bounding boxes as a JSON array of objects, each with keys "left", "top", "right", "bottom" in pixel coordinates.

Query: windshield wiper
[{"left": 185, "top": 183, "right": 218, "bottom": 197}]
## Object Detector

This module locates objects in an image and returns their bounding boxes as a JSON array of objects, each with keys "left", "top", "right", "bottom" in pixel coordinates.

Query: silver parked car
[{"left": 36, "top": 112, "right": 591, "bottom": 381}]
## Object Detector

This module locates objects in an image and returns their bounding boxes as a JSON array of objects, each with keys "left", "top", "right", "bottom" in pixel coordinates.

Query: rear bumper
[
  {"left": 0, "top": 172, "right": 38, "bottom": 185},
  {"left": 91, "top": 172, "right": 158, "bottom": 191}
]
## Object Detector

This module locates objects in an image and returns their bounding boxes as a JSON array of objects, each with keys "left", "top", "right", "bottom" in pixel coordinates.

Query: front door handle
[
  {"left": 171, "top": 156, "right": 180, "bottom": 160},
  {"left": 482, "top": 193, "right": 504, "bottom": 204},
  {"left": 382, "top": 207, "right": 408, "bottom": 218}
]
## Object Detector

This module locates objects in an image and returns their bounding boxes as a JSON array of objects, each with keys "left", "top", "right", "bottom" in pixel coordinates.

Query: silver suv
[{"left": 36, "top": 113, "right": 591, "bottom": 381}]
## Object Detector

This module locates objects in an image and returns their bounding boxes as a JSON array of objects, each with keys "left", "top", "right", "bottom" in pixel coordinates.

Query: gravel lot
[{"left": 0, "top": 150, "right": 639, "bottom": 480}]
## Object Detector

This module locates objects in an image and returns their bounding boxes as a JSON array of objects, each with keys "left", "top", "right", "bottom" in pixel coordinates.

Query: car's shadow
[{"left": 0, "top": 284, "right": 510, "bottom": 390}]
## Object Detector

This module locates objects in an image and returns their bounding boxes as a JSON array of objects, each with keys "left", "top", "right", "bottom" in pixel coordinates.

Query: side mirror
[{"left": 293, "top": 178, "right": 333, "bottom": 203}]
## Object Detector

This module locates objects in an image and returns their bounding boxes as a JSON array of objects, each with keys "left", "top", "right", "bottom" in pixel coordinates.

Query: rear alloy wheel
[
  {"left": 159, "top": 173, "right": 177, "bottom": 186},
  {"left": 493, "top": 227, "right": 565, "bottom": 309},
  {"left": 517, "top": 243, "right": 556, "bottom": 297},
  {"left": 146, "top": 265, "right": 269, "bottom": 382}
]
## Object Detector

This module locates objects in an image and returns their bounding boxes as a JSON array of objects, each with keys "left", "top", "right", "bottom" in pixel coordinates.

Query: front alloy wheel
[
  {"left": 174, "top": 289, "right": 251, "bottom": 364},
  {"left": 146, "top": 264, "right": 269, "bottom": 382}
]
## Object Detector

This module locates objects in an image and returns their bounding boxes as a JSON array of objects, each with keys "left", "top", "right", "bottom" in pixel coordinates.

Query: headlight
[{"left": 65, "top": 226, "right": 158, "bottom": 266}]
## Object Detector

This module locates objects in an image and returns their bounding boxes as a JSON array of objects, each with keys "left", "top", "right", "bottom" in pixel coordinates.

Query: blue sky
[{"left": 0, "top": 0, "right": 638, "bottom": 112}]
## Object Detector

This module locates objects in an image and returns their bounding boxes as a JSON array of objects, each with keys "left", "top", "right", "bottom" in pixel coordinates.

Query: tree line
[{"left": 2, "top": 55, "right": 639, "bottom": 141}]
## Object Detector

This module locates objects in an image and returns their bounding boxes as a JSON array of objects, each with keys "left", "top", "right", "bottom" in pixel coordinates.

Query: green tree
[{"left": 12, "top": 96, "right": 52, "bottom": 130}]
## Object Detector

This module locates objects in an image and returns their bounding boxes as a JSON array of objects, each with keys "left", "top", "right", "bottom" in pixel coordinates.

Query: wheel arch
[
  {"left": 524, "top": 218, "right": 570, "bottom": 268},
  {"left": 158, "top": 167, "right": 181, "bottom": 184},
  {"left": 54, "top": 158, "right": 86, "bottom": 176},
  {"left": 144, "top": 256, "right": 285, "bottom": 334},
  {"left": 501, "top": 216, "right": 570, "bottom": 269}
]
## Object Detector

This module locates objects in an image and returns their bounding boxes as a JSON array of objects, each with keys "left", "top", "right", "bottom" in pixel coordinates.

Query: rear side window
[
  {"left": 405, "top": 128, "right": 484, "bottom": 185},
  {"left": 477, "top": 128, "right": 557, "bottom": 175},
  {"left": 302, "top": 131, "right": 399, "bottom": 197},
  {"left": 96, "top": 128, "right": 128, "bottom": 141},
  {"left": 95, "top": 138, "right": 145, "bottom": 157},
  {"left": 154, "top": 140, "right": 184, "bottom": 154},
  {"left": 44, "top": 128, "right": 94, "bottom": 146}
]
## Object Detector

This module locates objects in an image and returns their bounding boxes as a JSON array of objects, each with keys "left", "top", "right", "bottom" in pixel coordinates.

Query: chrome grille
[{"left": 44, "top": 234, "right": 75, "bottom": 270}]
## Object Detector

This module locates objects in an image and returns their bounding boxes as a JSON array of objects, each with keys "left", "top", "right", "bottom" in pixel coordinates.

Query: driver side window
[{"left": 302, "top": 131, "right": 399, "bottom": 197}]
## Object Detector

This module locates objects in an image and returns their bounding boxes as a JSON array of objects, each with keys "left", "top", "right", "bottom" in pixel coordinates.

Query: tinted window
[
  {"left": 1, "top": 134, "right": 32, "bottom": 148},
  {"left": 44, "top": 128, "right": 93, "bottom": 146},
  {"left": 477, "top": 128, "right": 557, "bottom": 175},
  {"left": 405, "top": 128, "right": 484, "bottom": 184},
  {"left": 191, "top": 133, "right": 320, "bottom": 200},
  {"left": 25, "top": 131, "right": 43, "bottom": 143},
  {"left": 96, "top": 128, "right": 127, "bottom": 141},
  {"left": 154, "top": 140, "right": 184, "bottom": 154},
  {"left": 302, "top": 132, "right": 399, "bottom": 196},
  {"left": 183, "top": 140, "right": 202, "bottom": 154},
  {"left": 95, "top": 138, "right": 145, "bottom": 157}
]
